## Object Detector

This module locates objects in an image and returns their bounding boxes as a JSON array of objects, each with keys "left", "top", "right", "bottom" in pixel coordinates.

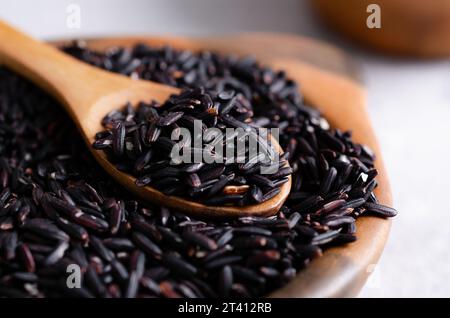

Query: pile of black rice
[
  {"left": 0, "top": 42, "right": 397, "bottom": 298},
  {"left": 94, "top": 87, "right": 291, "bottom": 206}
]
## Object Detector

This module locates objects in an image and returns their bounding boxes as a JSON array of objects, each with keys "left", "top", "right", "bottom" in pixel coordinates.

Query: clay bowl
[
  {"left": 312, "top": 0, "right": 450, "bottom": 57},
  {"left": 50, "top": 33, "right": 393, "bottom": 297}
]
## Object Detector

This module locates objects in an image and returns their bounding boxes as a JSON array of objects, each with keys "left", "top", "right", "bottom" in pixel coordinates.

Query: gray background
[{"left": 1, "top": 0, "right": 449, "bottom": 297}]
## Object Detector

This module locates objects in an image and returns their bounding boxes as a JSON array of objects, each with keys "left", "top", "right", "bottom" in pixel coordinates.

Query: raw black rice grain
[{"left": 364, "top": 202, "right": 398, "bottom": 217}]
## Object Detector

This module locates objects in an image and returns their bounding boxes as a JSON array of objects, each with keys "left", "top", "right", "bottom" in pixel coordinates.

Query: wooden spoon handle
[
  {"left": 0, "top": 20, "right": 117, "bottom": 117},
  {"left": 0, "top": 20, "right": 128, "bottom": 118},
  {"left": 0, "top": 20, "right": 181, "bottom": 128}
]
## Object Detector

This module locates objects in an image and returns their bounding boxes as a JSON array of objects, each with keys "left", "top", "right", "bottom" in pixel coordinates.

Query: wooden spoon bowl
[{"left": 49, "top": 34, "right": 393, "bottom": 297}]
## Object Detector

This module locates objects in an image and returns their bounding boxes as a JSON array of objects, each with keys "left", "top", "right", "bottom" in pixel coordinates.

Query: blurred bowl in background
[{"left": 311, "top": 0, "right": 450, "bottom": 57}]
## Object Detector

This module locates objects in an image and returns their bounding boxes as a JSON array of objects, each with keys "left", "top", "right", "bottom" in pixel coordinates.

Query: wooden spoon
[{"left": 0, "top": 20, "right": 291, "bottom": 218}]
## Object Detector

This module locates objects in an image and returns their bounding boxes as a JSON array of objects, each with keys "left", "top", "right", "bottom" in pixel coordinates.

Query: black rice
[
  {"left": 93, "top": 87, "right": 289, "bottom": 205},
  {"left": 0, "top": 41, "right": 397, "bottom": 298}
]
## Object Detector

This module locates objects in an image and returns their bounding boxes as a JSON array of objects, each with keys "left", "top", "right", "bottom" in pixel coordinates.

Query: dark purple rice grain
[
  {"left": 130, "top": 219, "right": 162, "bottom": 242},
  {"left": 55, "top": 217, "right": 89, "bottom": 242},
  {"left": 0, "top": 188, "right": 10, "bottom": 206},
  {"left": 17, "top": 244, "right": 36, "bottom": 273},
  {"left": 108, "top": 202, "right": 123, "bottom": 235},
  {"left": 131, "top": 232, "right": 162, "bottom": 259},
  {"left": 311, "top": 230, "right": 341, "bottom": 246},
  {"left": 232, "top": 236, "right": 270, "bottom": 249},
  {"left": 182, "top": 162, "right": 204, "bottom": 173},
  {"left": 247, "top": 250, "right": 280, "bottom": 266},
  {"left": 185, "top": 173, "right": 201, "bottom": 188},
  {"left": 111, "top": 259, "right": 129, "bottom": 282},
  {"left": 203, "top": 194, "right": 246, "bottom": 206},
  {"left": 157, "top": 112, "right": 184, "bottom": 127},
  {"left": 232, "top": 265, "right": 266, "bottom": 285},
  {"left": 291, "top": 195, "right": 324, "bottom": 213},
  {"left": 288, "top": 212, "right": 301, "bottom": 229},
  {"left": 320, "top": 167, "right": 337, "bottom": 194},
  {"left": 140, "top": 276, "right": 161, "bottom": 295},
  {"left": 159, "top": 281, "right": 181, "bottom": 298},
  {"left": 161, "top": 253, "right": 197, "bottom": 277},
  {"left": 0, "top": 216, "right": 13, "bottom": 230},
  {"left": 218, "top": 265, "right": 233, "bottom": 297},
  {"left": 43, "top": 241, "right": 69, "bottom": 266},
  {"left": 216, "top": 230, "right": 233, "bottom": 247},
  {"left": 175, "top": 282, "right": 199, "bottom": 298},
  {"left": 23, "top": 219, "right": 70, "bottom": 242},
  {"left": 233, "top": 226, "right": 272, "bottom": 237},
  {"left": 259, "top": 266, "right": 280, "bottom": 278},
  {"left": 182, "top": 230, "right": 218, "bottom": 251},
  {"left": 90, "top": 236, "right": 114, "bottom": 262},
  {"left": 323, "top": 216, "right": 355, "bottom": 228},
  {"left": 85, "top": 266, "right": 109, "bottom": 297},
  {"left": 207, "top": 174, "right": 235, "bottom": 197},
  {"left": 112, "top": 122, "right": 125, "bottom": 156},
  {"left": 261, "top": 187, "right": 281, "bottom": 202},
  {"left": 204, "top": 255, "right": 243, "bottom": 269},
  {"left": 364, "top": 202, "right": 398, "bottom": 217},
  {"left": 319, "top": 199, "right": 347, "bottom": 214},
  {"left": 3, "top": 232, "right": 18, "bottom": 261},
  {"left": 202, "top": 245, "right": 233, "bottom": 263}
]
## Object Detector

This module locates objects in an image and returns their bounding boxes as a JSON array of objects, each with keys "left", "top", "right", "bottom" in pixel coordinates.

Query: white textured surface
[
  {"left": 360, "top": 59, "right": 450, "bottom": 297},
  {"left": 1, "top": 0, "right": 449, "bottom": 297}
]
